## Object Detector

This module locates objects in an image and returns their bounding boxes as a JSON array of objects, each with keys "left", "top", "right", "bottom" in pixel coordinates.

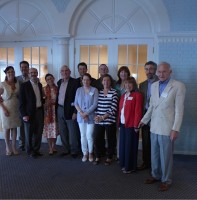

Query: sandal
[{"left": 6, "top": 151, "right": 12, "bottom": 156}]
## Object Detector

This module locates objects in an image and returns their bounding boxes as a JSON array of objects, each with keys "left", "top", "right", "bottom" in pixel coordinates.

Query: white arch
[{"left": 68, "top": 0, "right": 170, "bottom": 37}]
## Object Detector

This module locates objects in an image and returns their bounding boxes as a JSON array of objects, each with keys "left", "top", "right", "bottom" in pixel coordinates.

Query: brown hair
[
  {"left": 117, "top": 66, "right": 130, "bottom": 84},
  {"left": 125, "top": 77, "right": 138, "bottom": 91}
]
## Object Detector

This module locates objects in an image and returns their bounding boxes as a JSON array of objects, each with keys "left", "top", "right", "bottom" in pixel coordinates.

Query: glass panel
[
  {"left": 23, "top": 47, "right": 31, "bottom": 63},
  {"left": 40, "top": 65, "right": 48, "bottom": 86},
  {"left": 89, "top": 46, "right": 98, "bottom": 64},
  {"left": 99, "top": 45, "right": 108, "bottom": 64},
  {"left": 138, "top": 65, "right": 147, "bottom": 84},
  {"left": 0, "top": 48, "right": 7, "bottom": 63},
  {"left": 118, "top": 45, "right": 127, "bottom": 65},
  {"left": 32, "top": 64, "right": 39, "bottom": 75},
  {"left": 32, "top": 47, "right": 39, "bottom": 64},
  {"left": 80, "top": 46, "right": 89, "bottom": 63},
  {"left": 128, "top": 65, "right": 137, "bottom": 79},
  {"left": 138, "top": 45, "right": 147, "bottom": 65},
  {"left": 8, "top": 48, "right": 14, "bottom": 65},
  {"left": 128, "top": 45, "right": 137, "bottom": 64},
  {"left": 89, "top": 64, "right": 98, "bottom": 79},
  {"left": 40, "top": 47, "right": 47, "bottom": 65}
]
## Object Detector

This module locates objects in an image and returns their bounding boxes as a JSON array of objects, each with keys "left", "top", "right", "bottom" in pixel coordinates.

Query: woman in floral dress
[{"left": 43, "top": 74, "right": 58, "bottom": 155}]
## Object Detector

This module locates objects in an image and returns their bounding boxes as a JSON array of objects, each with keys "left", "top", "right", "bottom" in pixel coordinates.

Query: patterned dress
[
  {"left": 43, "top": 85, "right": 59, "bottom": 138},
  {"left": 0, "top": 81, "right": 21, "bottom": 129}
]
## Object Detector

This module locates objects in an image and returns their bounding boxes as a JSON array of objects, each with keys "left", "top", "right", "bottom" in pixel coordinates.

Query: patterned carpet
[{"left": 0, "top": 139, "right": 197, "bottom": 199}]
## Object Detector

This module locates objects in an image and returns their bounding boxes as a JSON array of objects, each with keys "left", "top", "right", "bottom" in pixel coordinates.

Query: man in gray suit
[
  {"left": 138, "top": 61, "right": 158, "bottom": 170},
  {"left": 17, "top": 61, "right": 30, "bottom": 151},
  {"left": 139, "top": 62, "right": 186, "bottom": 191}
]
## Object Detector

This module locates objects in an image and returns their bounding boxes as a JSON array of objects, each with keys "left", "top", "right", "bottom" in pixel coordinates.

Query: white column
[{"left": 52, "top": 37, "right": 71, "bottom": 80}]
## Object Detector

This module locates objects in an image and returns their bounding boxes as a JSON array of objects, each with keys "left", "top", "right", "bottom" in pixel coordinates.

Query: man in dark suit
[
  {"left": 138, "top": 61, "right": 158, "bottom": 170},
  {"left": 76, "top": 62, "right": 96, "bottom": 87},
  {"left": 17, "top": 60, "right": 30, "bottom": 151},
  {"left": 57, "top": 65, "right": 80, "bottom": 158},
  {"left": 19, "top": 68, "right": 44, "bottom": 158}
]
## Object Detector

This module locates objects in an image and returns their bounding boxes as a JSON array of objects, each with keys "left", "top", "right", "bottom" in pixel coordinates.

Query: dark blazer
[
  {"left": 19, "top": 80, "right": 44, "bottom": 119},
  {"left": 139, "top": 76, "right": 158, "bottom": 112},
  {"left": 57, "top": 77, "right": 80, "bottom": 120}
]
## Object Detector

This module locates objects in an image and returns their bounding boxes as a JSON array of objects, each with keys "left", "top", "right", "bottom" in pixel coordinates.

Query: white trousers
[{"left": 78, "top": 123, "right": 94, "bottom": 155}]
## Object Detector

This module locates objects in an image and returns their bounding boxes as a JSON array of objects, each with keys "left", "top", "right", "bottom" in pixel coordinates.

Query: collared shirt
[
  {"left": 159, "top": 78, "right": 171, "bottom": 97},
  {"left": 30, "top": 80, "right": 42, "bottom": 108},
  {"left": 22, "top": 75, "right": 29, "bottom": 82},
  {"left": 58, "top": 80, "right": 68, "bottom": 106},
  {"left": 145, "top": 78, "right": 156, "bottom": 109}
]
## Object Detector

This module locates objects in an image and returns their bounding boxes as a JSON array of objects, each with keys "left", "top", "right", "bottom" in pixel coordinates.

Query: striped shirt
[{"left": 95, "top": 88, "right": 118, "bottom": 125}]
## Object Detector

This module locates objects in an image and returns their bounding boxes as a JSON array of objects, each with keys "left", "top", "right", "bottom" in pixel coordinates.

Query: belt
[
  {"left": 58, "top": 104, "right": 64, "bottom": 108},
  {"left": 36, "top": 107, "right": 42, "bottom": 110}
]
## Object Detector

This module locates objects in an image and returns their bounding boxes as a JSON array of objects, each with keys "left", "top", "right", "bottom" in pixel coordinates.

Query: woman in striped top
[{"left": 93, "top": 74, "right": 118, "bottom": 165}]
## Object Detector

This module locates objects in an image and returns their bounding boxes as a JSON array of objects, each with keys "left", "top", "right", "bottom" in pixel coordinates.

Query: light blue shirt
[
  {"left": 159, "top": 78, "right": 171, "bottom": 97},
  {"left": 74, "top": 86, "right": 98, "bottom": 124}
]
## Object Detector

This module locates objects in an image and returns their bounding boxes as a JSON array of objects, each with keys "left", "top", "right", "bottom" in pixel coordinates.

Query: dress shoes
[
  {"left": 28, "top": 153, "right": 37, "bottom": 158},
  {"left": 122, "top": 170, "right": 135, "bottom": 174},
  {"left": 144, "top": 177, "right": 160, "bottom": 184},
  {"left": 159, "top": 182, "right": 171, "bottom": 191},
  {"left": 19, "top": 146, "right": 25, "bottom": 151},
  {"left": 60, "top": 152, "right": 70, "bottom": 156},
  {"left": 71, "top": 154, "right": 78, "bottom": 158},
  {"left": 35, "top": 152, "right": 43, "bottom": 156},
  {"left": 137, "top": 163, "right": 150, "bottom": 170}
]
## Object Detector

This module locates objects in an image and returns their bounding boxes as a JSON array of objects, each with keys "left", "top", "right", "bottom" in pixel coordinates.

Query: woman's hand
[
  {"left": 80, "top": 112, "right": 88, "bottom": 121},
  {"left": 94, "top": 115, "right": 103, "bottom": 123},
  {"left": 4, "top": 109, "right": 9, "bottom": 117}
]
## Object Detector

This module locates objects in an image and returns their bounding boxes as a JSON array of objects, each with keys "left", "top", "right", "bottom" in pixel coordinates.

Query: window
[
  {"left": 23, "top": 47, "right": 48, "bottom": 85},
  {"left": 118, "top": 44, "right": 147, "bottom": 83},
  {"left": 80, "top": 45, "right": 108, "bottom": 79},
  {"left": 76, "top": 39, "right": 153, "bottom": 83},
  {"left": 0, "top": 48, "right": 15, "bottom": 81}
]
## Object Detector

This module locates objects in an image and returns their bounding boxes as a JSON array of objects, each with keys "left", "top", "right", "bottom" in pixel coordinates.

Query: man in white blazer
[{"left": 139, "top": 62, "right": 186, "bottom": 191}]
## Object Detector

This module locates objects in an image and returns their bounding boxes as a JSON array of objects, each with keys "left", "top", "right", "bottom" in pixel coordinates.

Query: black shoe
[
  {"left": 71, "top": 154, "right": 78, "bottom": 158},
  {"left": 137, "top": 163, "right": 150, "bottom": 171},
  {"left": 28, "top": 153, "right": 37, "bottom": 159},
  {"left": 60, "top": 152, "right": 70, "bottom": 156},
  {"left": 93, "top": 160, "right": 100, "bottom": 165},
  {"left": 20, "top": 146, "right": 25, "bottom": 151},
  {"left": 35, "top": 152, "right": 43, "bottom": 156}
]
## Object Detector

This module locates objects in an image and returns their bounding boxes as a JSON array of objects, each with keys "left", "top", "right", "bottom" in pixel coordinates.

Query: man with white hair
[
  {"left": 139, "top": 62, "right": 186, "bottom": 191},
  {"left": 57, "top": 65, "right": 80, "bottom": 158}
]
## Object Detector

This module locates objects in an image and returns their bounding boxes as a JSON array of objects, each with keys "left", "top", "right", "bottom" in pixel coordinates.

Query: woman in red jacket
[{"left": 118, "top": 77, "right": 143, "bottom": 174}]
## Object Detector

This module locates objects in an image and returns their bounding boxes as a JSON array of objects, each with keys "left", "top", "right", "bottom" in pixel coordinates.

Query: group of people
[{"left": 0, "top": 60, "right": 186, "bottom": 192}]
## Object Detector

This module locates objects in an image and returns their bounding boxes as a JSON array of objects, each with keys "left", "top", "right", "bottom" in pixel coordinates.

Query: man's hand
[
  {"left": 138, "top": 121, "right": 145, "bottom": 128},
  {"left": 170, "top": 130, "right": 179, "bottom": 141},
  {"left": 23, "top": 116, "right": 29, "bottom": 122},
  {"left": 72, "top": 113, "right": 77, "bottom": 120}
]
